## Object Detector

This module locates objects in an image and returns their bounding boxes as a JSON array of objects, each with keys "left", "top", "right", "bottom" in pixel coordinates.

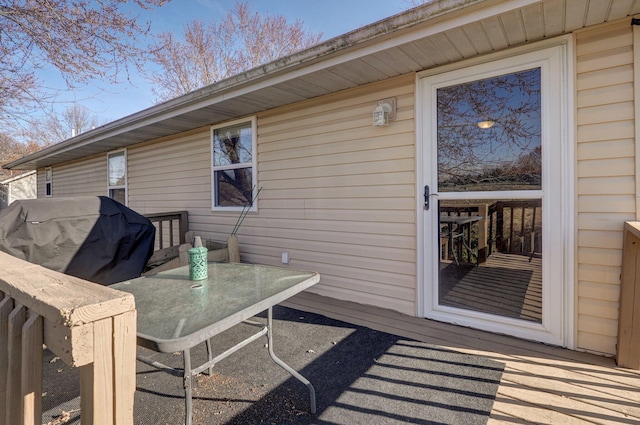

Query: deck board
[
  {"left": 440, "top": 253, "right": 542, "bottom": 322},
  {"left": 283, "top": 292, "right": 640, "bottom": 425}
]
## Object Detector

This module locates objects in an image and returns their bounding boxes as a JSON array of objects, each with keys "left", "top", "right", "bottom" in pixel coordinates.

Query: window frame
[
  {"left": 44, "top": 166, "right": 52, "bottom": 197},
  {"left": 107, "top": 149, "right": 128, "bottom": 206},
  {"left": 210, "top": 117, "right": 258, "bottom": 212}
]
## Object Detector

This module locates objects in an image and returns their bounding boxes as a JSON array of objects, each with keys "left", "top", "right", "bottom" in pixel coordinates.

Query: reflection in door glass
[
  {"left": 437, "top": 68, "right": 541, "bottom": 192},
  {"left": 438, "top": 199, "right": 542, "bottom": 323}
]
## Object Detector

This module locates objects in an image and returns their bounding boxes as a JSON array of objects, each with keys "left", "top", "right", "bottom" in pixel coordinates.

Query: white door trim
[{"left": 415, "top": 36, "right": 575, "bottom": 348}]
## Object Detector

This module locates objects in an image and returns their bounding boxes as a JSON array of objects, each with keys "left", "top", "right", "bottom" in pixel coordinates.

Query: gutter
[{"left": 3, "top": 0, "right": 517, "bottom": 170}]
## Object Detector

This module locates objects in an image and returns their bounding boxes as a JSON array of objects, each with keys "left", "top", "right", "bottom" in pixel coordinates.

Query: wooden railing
[
  {"left": 144, "top": 210, "right": 189, "bottom": 250},
  {"left": 618, "top": 221, "right": 640, "bottom": 369},
  {"left": 0, "top": 252, "right": 137, "bottom": 425},
  {"left": 440, "top": 200, "right": 542, "bottom": 264},
  {"left": 488, "top": 200, "right": 542, "bottom": 257}
]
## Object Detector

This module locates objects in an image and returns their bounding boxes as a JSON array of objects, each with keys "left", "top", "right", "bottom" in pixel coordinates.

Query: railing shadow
[{"left": 203, "top": 306, "right": 504, "bottom": 424}]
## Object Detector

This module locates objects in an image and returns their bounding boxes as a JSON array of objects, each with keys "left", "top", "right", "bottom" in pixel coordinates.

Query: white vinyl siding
[
  {"left": 252, "top": 75, "right": 416, "bottom": 315},
  {"left": 575, "top": 19, "right": 635, "bottom": 355},
  {"left": 38, "top": 154, "right": 106, "bottom": 199},
  {"left": 127, "top": 129, "right": 212, "bottom": 214},
  {"left": 126, "top": 76, "right": 416, "bottom": 315}
]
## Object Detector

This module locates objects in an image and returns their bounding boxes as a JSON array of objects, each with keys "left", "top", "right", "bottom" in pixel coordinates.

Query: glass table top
[{"left": 110, "top": 262, "right": 319, "bottom": 352}]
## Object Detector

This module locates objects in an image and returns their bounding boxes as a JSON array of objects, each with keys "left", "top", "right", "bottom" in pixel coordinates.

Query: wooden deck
[
  {"left": 284, "top": 292, "right": 640, "bottom": 425},
  {"left": 439, "top": 252, "right": 542, "bottom": 323}
]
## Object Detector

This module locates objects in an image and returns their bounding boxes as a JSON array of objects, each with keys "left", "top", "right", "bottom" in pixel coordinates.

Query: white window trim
[
  {"left": 107, "top": 148, "right": 128, "bottom": 206},
  {"left": 44, "top": 166, "right": 52, "bottom": 198},
  {"left": 210, "top": 117, "right": 258, "bottom": 212}
]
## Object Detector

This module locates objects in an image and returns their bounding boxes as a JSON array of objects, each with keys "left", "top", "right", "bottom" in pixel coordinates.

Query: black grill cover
[{"left": 0, "top": 196, "right": 156, "bottom": 285}]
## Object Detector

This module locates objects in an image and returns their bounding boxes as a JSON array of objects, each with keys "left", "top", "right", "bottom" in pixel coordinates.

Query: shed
[{"left": 0, "top": 170, "right": 36, "bottom": 209}]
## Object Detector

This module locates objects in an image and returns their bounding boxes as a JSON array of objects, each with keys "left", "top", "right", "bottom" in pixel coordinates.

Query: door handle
[
  {"left": 424, "top": 185, "right": 430, "bottom": 210},
  {"left": 424, "top": 185, "right": 437, "bottom": 210}
]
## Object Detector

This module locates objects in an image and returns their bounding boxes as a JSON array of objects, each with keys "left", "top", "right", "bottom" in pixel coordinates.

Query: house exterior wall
[
  {"left": 34, "top": 19, "right": 637, "bottom": 354},
  {"left": 127, "top": 128, "right": 212, "bottom": 213},
  {"left": 575, "top": 20, "right": 636, "bottom": 355},
  {"left": 0, "top": 172, "right": 36, "bottom": 208},
  {"left": 252, "top": 75, "right": 417, "bottom": 315},
  {"left": 38, "top": 154, "right": 106, "bottom": 199},
  {"left": 10, "top": 173, "right": 36, "bottom": 204},
  {"left": 125, "top": 75, "right": 417, "bottom": 316}
]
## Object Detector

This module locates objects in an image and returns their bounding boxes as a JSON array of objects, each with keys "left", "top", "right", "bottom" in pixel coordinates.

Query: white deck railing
[{"left": 0, "top": 251, "right": 137, "bottom": 425}]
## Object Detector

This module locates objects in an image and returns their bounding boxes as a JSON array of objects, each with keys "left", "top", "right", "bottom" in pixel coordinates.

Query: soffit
[{"left": 7, "top": 0, "right": 640, "bottom": 170}]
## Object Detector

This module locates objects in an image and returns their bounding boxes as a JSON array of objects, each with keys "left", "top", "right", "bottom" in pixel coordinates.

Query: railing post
[
  {"left": 618, "top": 222, "right": 640, "bottom": 369},
  {"left": 0, "top": 296, "right": 13, "bottom": 425},
  {"left": 179, "top": 211, "right": 189, "bottom": 244},
  {"left": 143, "top": 211, "right": 190, "bottom": 249},
  {"left": 113, "top": 310, "right": 137, "bottom": 424},
  {"left": 0, "top": 252, "right": 137, "bottom": 424},
  {"left": 21, "top": 314, "right": 43, "bottom": 425},
  {"left": 496, "top": 202, "right": 504, "bottom": 252},
  {"left": 6, "top": 304, "right": 26, "bottom": 425}
]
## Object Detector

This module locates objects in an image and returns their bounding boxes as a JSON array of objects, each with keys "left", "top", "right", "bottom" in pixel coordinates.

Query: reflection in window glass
[
  {"left": 212, "top": 120, "right": 255, "bottom": 208},
  {"left": 44, "top": 166, "right": 52, "bottom": 197},
  {"left": 213, "top": 122, "right": 253, "bottom": 167},
  {"left": 214, "top": 169, "right": 253, "bottom": 207},
  {"left": 437, "top": 68, "right": 541, "bottom": 192},
  {"left": 438, "top": 198, "right": 542, "bottom": 323},
  {"left": 108, "top": 151, "right": 126, "bottom": 186},
  {"left": 108, "top": 150, "right": 127, "bottom": 205},
  {"left": 109, "top": 188, "right": 126, "bottom": 205}
]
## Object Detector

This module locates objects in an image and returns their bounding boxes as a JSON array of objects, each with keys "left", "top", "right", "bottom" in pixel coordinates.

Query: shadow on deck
[{"left": 42, "top": 306, "right": 503, "bottom": 425}]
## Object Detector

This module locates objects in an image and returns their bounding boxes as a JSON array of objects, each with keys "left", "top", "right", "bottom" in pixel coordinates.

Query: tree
[
  {"left": 436, "top": 68, "right": 542, "bottom": 191},
  {"left": 405, "top": 0, "right": 433, "bottom": 7},
  {"left": 148, "top": 1, "right": 323, "bottom": 101},
  {"left": 0, "top": 133, "right": 41, "bottom": 179},
  {"left": 0, "top": 0, "right": 167, "bottom": 128},
  {"left": 21, "top": 105, "right": 105, "bottom": 147}
]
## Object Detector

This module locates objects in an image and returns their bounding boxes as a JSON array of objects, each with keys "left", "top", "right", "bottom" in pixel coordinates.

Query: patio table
[
  {"left": 110, "top": 261, "right": 320, "bottom": 425},
  {"left": 440, "top": 215, "right": 483, "bottom": 266}
]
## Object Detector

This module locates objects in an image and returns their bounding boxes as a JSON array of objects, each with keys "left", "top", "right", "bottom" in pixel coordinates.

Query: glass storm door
[{"left": 420, "top": 46, "right": 567, "bottom": 346}]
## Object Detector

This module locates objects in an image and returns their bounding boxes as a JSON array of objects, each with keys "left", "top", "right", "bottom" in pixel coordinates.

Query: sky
[{"left": 39, "top": 0, "right": 418, "bottom": 126}]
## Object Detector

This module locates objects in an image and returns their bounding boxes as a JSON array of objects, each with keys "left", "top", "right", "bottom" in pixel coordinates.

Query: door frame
[{"left": 415, "top": 36, "right": 575, "bottom": 348}]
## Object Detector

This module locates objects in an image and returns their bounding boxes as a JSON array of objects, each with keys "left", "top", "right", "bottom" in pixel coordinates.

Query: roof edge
[{"left": 4, "top": 0, "right": 501, "bottom": 170}]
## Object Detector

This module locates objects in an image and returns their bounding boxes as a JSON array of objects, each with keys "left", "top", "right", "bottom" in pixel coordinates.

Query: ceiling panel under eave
[
  {"left": 271, "top": 78, "right": 334, "bottom": 100},
  {"left": 8, "top": 0, "right": 640, "bottom": 171}
]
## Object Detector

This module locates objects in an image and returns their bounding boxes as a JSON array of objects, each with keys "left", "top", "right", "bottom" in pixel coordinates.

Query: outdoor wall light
[
  {"left": 372, "top": 98, "right": 397, "bottom": 127},
  {"left": 477, "top": 119, "right": 495, "bottom": 129}
]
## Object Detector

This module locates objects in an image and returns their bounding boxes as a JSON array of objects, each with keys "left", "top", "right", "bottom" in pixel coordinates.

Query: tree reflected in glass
[{"left": 437, "top": 68, "right": 541, "bottom": 192}]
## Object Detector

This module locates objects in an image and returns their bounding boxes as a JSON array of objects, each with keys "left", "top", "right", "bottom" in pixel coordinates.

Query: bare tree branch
[
  {"left": 20, "top": 104, "right": 106, "bottom": 146},
  {"left": 149, "top": 1, "right": 323, "bottom": 101},
  {"left": 0, "top": 0, "right": 167, "bottom": 129}
]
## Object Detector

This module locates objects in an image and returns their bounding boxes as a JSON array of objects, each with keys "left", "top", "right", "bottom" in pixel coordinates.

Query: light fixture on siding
[
  {"left": 477, "top": 119, "right": 495, "bottom": 129},
  {"left": 372, "top": 98, "right": 397, "bottom": 127}
]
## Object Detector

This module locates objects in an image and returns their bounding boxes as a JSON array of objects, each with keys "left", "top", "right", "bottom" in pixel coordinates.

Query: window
[
  {"left": 108, "top": 149, "right": 127, "bottom": 205},
  {"left": 44, "top": 167, "right": 52, "bottom": 197},
  {"left": 211, "top": 118, "right": 257, "bottom": 210}
]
